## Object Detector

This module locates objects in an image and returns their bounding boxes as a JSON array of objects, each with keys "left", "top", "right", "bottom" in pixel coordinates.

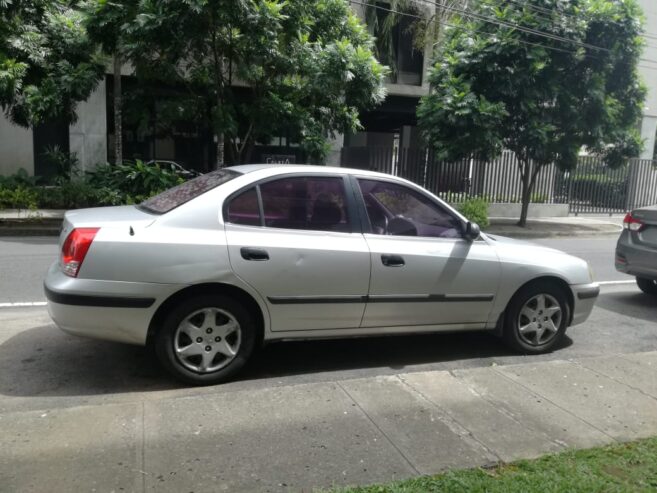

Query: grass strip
[{"left": 329, "top": 436, "right": 657, "bottom": 492}]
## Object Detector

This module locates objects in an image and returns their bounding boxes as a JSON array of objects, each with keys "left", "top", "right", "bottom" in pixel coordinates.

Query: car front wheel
[
  {"left": 636, "top": 277, "right": 657, "bottom": 295},
  {"left": 155, "top": 294, "right": 256, "bottom": 385},
  {"left": 503, "top": 282, "right": 570, "bottom": 354}
]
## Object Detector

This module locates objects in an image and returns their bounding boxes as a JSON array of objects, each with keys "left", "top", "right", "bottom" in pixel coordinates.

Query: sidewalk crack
[
  {"left": 491, "top": 367, "right": 616, "bottom": 442},
  {"left": 141, "top": 401, "right": 146, "bottom": 493},
  {"left": 573, "top": 358, "right": 657, "bottom": 404},
  {"left": 396, "top": 375, "right": 501, "bottom": 464},
  {"left": 336, "top": 381, "right": 421, "bottom": 476}
]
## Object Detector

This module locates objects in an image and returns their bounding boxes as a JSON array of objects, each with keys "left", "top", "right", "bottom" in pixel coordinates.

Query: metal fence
[{"left": 340, "top": 146, "right": 657, "bottom": 214}]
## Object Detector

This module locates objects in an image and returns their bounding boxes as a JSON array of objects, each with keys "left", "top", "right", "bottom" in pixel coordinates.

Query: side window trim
[
  {"left": 354, "top": 176, "right": 466, "bottom": 239},
  {"left": 224, "top": 173, "right": 358, "bottom": 234}
]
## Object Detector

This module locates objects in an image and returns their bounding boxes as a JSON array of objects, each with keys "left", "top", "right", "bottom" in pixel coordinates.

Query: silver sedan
[{"left": 45, "top": 165, "right": 599, "bottom": 385}]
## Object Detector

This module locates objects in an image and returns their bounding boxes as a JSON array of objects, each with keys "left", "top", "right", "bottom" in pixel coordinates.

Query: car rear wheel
[
  {"left": 155, "top": 294, "right": 256, "bottom": 385},
  {"left": 636, "top": 277, "right": 657, "bottom": 295},
  {"left": 503, "top": 282, "right": 570, "bottom": 354}
]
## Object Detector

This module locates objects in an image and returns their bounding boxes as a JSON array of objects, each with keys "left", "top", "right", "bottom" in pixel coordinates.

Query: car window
[
  {"left": 226, "top": 187, "right": 260, "bottom": 226},
  {"left": 357, "top": 179, "right": 461, "bottom": 238},
  {"left": 140, "top": 169, "right": 240, "bottom": 214},
  {"left": 259, "top": 176, "right": 350, "bottom": 232}
]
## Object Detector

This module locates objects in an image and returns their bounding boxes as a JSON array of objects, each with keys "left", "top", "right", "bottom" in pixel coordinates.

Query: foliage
[
  {"left": 0, "top": 0, "right": 105, "bottom": 126},
  {"left": 87, "top": 0, "right": 387, "bottom": 165},
  {"left": 329, "top": 436, "right": 657, "bottom": 492},
  {"left": 457, "top": 197, "right": 489, "bottom": 228},
  {"left": 0, "top": 186, "right": 38, "bottom": 210},
  {"left": 42, "top": 146, "right": 80, "bottom": 184},
  {"left": 418, "top": 0, "right": 646, "bottom": 226},
  {"left": 86, "top": 160, "right": 186, "bottom": 203},
  {"left": 0, "top": 160, "right": 188, "bottom": 210}
]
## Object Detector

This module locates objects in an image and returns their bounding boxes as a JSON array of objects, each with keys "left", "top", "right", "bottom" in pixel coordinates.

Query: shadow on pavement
[
  {"left": 0, "top": 323, "right": 573, "bottom": 397},
  {"left": 596, "top": 290, "right": 657, "bottom": 323}
]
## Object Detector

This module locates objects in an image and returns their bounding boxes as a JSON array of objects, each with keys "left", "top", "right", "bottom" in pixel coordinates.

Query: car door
[
  {"left": 224, "top": 174, "right": 371, "bottom": 332},
  {"left": 355, "top": 177, "right": 501, "bottom": 328}
]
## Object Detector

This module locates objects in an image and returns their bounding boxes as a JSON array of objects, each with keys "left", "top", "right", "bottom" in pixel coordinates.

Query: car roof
[{"left": 228, "top": 163, "right": 397, "bottom": 180}]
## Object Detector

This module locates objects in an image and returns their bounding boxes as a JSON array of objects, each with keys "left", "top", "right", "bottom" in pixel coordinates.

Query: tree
[
  {"left": 0, "top": 0, "right": 105, "bottom": 127},
  {"left": 418, "top": 0, "right": 645, "bottom": 226},
  {"left": 90, "top": 0, "right": 387, "bottom": 168}
]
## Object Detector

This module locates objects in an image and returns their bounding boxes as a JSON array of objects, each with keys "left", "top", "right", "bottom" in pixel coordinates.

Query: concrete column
[
  {"left": 0, "top": 113, "right": 35, "bottom": 175},
  {"left": 69, "top": 79, "right": 108, "bottom": 173},
  {"left": 639, "top": 116, "right": 657, "bottom": 160},
  {"left": 325, "top": 133, "right": 344, "bottom": 166}
]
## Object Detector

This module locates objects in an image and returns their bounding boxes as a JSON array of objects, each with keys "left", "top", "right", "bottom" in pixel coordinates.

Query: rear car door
[
  {"left": 355, "top": 177, "right": 501, "bottom": 328},
  {"left": 224, "top": 174, "right": 371, "bottom": 332}
]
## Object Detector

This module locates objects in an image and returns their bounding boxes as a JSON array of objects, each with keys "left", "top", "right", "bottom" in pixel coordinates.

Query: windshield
[{"left": 139, "top": 169, "right": 241, "bottom": 214}]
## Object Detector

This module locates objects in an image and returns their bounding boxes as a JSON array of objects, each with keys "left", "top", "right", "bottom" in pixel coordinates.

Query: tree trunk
[
  {"left": 113, "top": 56, "right": 123, "bottom": 166},
  {"left": 518, "top": 160, "right": 532, "bottom": 227}
]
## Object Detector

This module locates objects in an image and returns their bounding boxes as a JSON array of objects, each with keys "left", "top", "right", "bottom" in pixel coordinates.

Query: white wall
[
  {"left": 0, "top": 113, "right": 34, "bottom": 176},
  {"left": 638, "top": 0, "right": 657, "bottom": 159},
  {"left": 69, "top": 79, "right": 107, "bottom": 172}
]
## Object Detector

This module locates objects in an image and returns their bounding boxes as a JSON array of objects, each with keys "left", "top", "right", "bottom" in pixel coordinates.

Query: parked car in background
[
  {"left": 616, "top": 205, "right": 657, "bottom": 295},
  {"left": 145, "top": 160, "right": 201, "bottom": 179},
  {"left": 44, "top": 165, "right": 599, "bottom": 385}
]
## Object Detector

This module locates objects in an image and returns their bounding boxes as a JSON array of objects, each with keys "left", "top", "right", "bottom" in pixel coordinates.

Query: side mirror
[{"left": 463, "top": 221, "right": 481, "bottom": 241}]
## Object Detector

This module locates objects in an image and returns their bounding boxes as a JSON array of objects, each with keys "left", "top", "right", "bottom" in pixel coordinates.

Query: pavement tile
[
  {"left": 340, "top": 376, "right": 495, "bottom": 474},
  {"left": 452, "top": 366, "right": 610, "bottom": 449},
  {"left": 497, "top": 360, "right": 657, "bottom": 441},
  {"left": 578, "top": 352, "right": 657, "bottom": 399},
  {"left": 401, "top": 371, "right": 563, "bottom": 462},
  {"left": 142, "top": 382, "right": 415, "bottom": 492},
  {"left": 0, "top": 402, "right": 142, "bottom": 493}
]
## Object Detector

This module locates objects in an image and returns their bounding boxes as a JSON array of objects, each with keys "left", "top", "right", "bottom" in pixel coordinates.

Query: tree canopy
[
  {"left": 417, "top": 0, "right": 646, "bottom": 225},
  {"left": 88, "top": 0, "right": 387, "bottom": 166},
  {"left": 0, "top": 0, "right": 105, "bottom": 126}
]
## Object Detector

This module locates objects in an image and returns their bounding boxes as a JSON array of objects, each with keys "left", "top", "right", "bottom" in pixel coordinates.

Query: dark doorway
[{"left": 32, "top": 118, "right": 70, "bottom": 182}]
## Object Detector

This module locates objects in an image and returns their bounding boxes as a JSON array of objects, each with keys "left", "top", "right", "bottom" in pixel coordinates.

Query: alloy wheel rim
[
  {"left": 517, "top": 293, "right": 562, "bottom": 346},
  {"left": 173, "top": 307, "right": 241, "bottom": 373}
]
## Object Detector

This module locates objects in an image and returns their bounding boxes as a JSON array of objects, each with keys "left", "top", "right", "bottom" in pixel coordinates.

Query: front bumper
[
  {"left": 44, "top": 262, "right": 183, "bottom": 345},
  {"left": 570, "top": 282, "right": 600, "bottom": 326}
]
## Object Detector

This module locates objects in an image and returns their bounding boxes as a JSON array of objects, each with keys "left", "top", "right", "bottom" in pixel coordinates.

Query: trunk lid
[
  {"left": 59, "top": 205, "right": 156, "bottom": 247},
  {"left": 631, "top": 205, "right": 657, "bottom": 248}
]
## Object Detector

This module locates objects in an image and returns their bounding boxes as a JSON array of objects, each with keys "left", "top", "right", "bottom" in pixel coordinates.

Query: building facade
[{"left": 1, "top": 1, "right": 656, "bottom": 176}]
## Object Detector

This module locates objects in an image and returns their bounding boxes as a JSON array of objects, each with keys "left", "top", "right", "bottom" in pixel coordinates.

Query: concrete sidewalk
[
  {"left": 2, "top": 350, "right": 657, "bottom": 492},
  {"left": 0, "top": 208, "right": 624, "bottom": 238}
]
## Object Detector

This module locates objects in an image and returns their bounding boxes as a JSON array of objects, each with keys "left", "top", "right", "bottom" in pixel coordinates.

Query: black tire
[
  {"left": 503, "top": 281, "right": 570, "bottom": 354},
  {"left": 636, "top": 277, "right": 657, "bottom": 295},
  {"left": 155, "top": 294, "right": 257, "bottom": 385}
]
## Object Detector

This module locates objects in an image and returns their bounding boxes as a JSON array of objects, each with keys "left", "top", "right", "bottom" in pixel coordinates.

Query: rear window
[{"left": 139, "top": 169, "right": 241, "bottom": 214}]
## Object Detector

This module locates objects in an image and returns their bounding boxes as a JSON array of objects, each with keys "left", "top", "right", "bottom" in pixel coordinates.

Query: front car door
[
  {"left": 355, "top": 177, "right": 501, "bottom": 329},
  {"left": 224, "top": 174, "right": 371, "bottom": 332}
]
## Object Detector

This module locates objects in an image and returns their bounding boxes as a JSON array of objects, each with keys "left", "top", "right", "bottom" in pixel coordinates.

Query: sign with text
[{"left": 262, "top": 154, "right": 296, "bottom": 164}]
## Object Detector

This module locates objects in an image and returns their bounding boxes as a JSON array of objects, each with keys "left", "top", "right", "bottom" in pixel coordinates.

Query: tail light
[
  {"left": 61, "top": 228, "right": 100, "bottom": 277},
  {"left": 623, "top": 212, "right": 645, "bottom": 232}
]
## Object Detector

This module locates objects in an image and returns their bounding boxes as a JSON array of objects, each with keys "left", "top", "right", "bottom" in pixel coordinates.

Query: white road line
[
  {"left": 597, "top": 280, "right": 637, "bottom": 286},
  {"left": 0, "top": 301, "right": 47, "bottom": 308}
]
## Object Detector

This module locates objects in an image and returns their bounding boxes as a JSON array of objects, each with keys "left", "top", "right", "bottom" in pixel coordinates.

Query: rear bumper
[
  {"left": 615, "top": 231, "right": 657, "bottom": 281},
  {"left": 570, "top": 282, "right": 599, "bottom": 327},
  {"left": 44, "top": 262, "right": 183, "bottom": 345}
]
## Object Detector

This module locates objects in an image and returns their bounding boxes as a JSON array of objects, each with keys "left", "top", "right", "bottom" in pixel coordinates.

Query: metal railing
[{"left": 340, "top": 146, "right": 657, "bottom": 213}]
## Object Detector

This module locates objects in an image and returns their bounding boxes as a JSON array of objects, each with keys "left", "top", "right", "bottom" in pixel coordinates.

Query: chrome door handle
[
  {"left": 241, "top": 247, "right": 269, "bottom": 261},
  {"left": 381, "top": 254, "right": 405, "bottom": 267}
]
